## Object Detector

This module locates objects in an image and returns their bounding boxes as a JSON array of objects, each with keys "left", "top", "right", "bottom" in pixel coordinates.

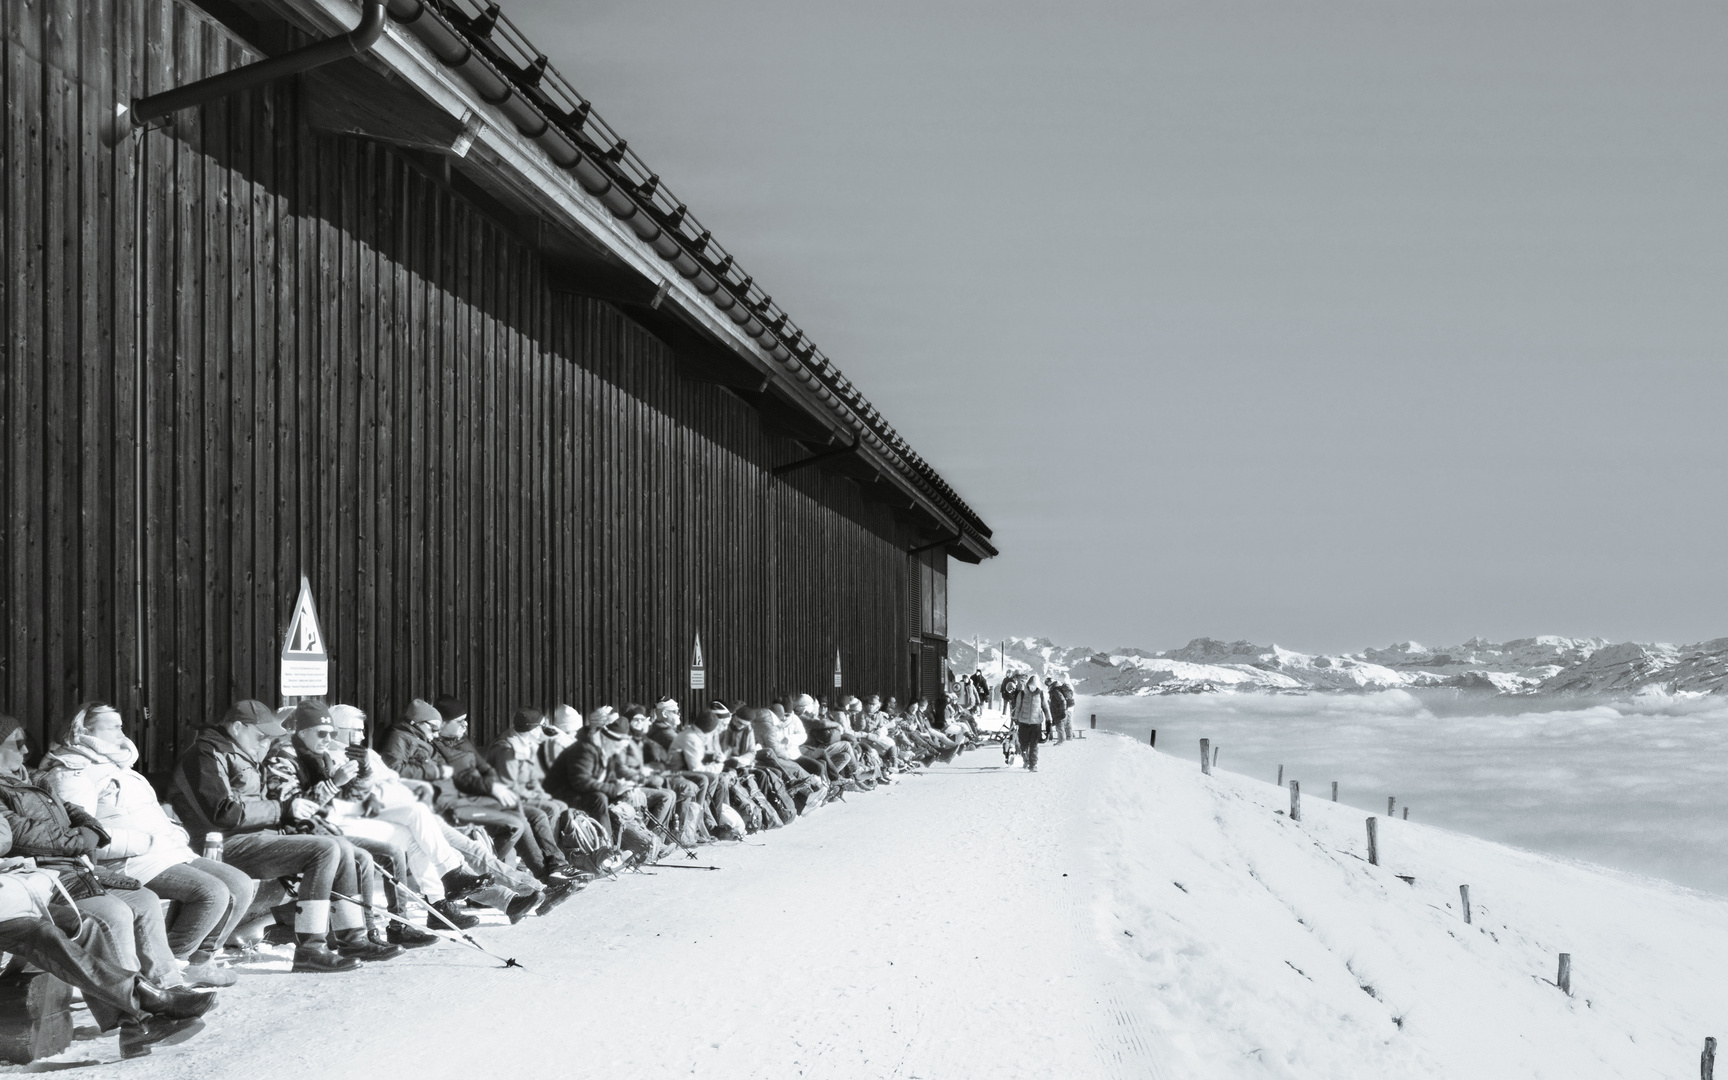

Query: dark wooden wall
[{"left": 0, "top": 0, "right": 936, "bottom": 767}]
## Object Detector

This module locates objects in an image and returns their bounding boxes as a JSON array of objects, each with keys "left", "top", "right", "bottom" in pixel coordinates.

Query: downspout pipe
[{"left": 129, "top": 0, "right": 386, "bottom": 127}]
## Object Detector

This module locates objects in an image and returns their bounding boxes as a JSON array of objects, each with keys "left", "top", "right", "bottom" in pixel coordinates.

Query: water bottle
[{"left": 204, "top": 832, "right": 224, "bottom": 863}]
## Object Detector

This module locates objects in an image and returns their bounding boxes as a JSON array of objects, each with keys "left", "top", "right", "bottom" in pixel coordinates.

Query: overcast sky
[{"left": 508, "top": 0, "right": 1728, "bottom": 655}]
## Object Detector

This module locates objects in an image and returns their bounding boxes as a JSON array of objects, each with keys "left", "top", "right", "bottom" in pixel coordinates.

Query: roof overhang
[{"left": 250, "top": 0, "right": 995, "bottom": 562}]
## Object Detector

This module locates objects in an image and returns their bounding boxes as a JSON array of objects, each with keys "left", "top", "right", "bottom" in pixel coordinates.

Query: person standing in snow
[
  {"left": 969, "top": 670, "right": 988, "bottom": 712},
  {"left": 1045, "top": 675, "right": 1068, "bottom": 745},
  {"left": 1011, "top": 673, "right": 1050, "bottom": 772}
]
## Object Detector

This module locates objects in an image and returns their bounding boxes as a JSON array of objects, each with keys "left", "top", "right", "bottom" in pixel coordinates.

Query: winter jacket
[
  {"left": 639, "top": 731, "right": 679, "bottom": 773},
  {"left": 544, "top": 731, "right": 625, "bottom": 804},
  {"left": 615, "top": 737, "right": 652, "bottom": 783},
  {"left": 0, "top": 768, "right": 110, "bottom": 873},
  {"left": 170, "top": 727, "right": 288, "bottom": 836},
  {"left": 669, "top": 727, "right": 720, "bottom": 773},
  {"left": 432, "top": 736, "right": 501, "bottom": 799},
  {"left": 718, "top": 720, "right": 756, "bottom": 763},
  {"left": 378, "top": 719, "right": 444, "bottom": 782},
  {"left": 1012, "top": 685, "right": 1050, "bottom": 726},
  {"left": 538, "top": 731, "right": 577, "bottom": 776},
  {"left": 488, "top": 734, "right": 556, "bottom": 802},
  {"left": 38, "top": 738, "right": 197, "bottom": 883},
  {"left": 1049, "top": 683, "right": 1074, "bottom": 719},
  {"left": 262, "top": 739, "right": 347, "bottom": 804}
]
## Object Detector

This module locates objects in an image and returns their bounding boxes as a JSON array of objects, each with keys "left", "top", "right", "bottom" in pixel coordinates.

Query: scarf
[{"left": 70, "top": 734, "right": 141, "bottom": 771}]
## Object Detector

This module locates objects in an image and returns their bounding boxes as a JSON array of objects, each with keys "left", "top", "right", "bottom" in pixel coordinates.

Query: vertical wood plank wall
[{"left": 0, "top": 0, "right": 941, "bottom": 768}]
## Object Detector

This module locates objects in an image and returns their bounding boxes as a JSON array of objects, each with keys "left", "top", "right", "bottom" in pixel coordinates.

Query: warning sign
[
  {"left": 689, "top": 633, "right": 705, "bottom": 691},
  {"left": 280, "top": 575, "right": 329, "bottom": 697},
  {"left": 833, "top": 649, "right": 843, "bottom": 689}
]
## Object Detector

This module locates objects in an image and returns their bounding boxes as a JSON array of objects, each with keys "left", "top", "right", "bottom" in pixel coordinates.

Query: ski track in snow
[{"left": 14, "top": 729, "right": 1725, "bottom": 1079}]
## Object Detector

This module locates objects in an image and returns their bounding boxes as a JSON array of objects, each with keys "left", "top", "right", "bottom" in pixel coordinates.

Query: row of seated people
[{"left": 0, "top": 690, "right": 977, "bottom": 1060}]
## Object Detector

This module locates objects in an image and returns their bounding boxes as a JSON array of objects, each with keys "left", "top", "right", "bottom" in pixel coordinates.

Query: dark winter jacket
[
  {"left": 432, "top": 735, "right": 500, "bottom": 799},
  {"left": 0, "top": 769, "right": 111, "bottom": 872},
  {"left": 378, "top": 720, "right": 443, "bottom": 782},
  {"left": 487, "top": 735, "right": 556, "bottom": 802},
  {"left": 170, "top": 727, "right": 289, "bottom": 836},
  {"left": 544, "top": 731, "right": 624, "bottom": 804},
  {"left": 261, "top": 740, "right": 352, "bottom": 806},
  {"left": 718, "top": 720, "right": 756, "bottom": 762}
]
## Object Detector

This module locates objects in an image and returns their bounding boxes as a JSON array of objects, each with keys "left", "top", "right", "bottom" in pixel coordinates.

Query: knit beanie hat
[
  {"left": 511, "top": 707, "right": 545, "bottom": 733},
  {"left": 0, "top": 714, "right": 22, "bottom": 746},
  {"left": 403, "top": 699, "right": 441, "bottom": 729},
  {"left": 291, "top": 699, "right": 336, "bottom": 732},
  {"left": 435, "top": 695, "right": 468, "bottom": 722},
  {"left": 603, "top": 714, "right": 630, "bottom": 738}
]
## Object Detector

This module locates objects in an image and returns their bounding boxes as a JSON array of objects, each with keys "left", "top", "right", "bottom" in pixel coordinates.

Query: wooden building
[{"left": 0, "top": 0, "right": 995, "bottom": 767}]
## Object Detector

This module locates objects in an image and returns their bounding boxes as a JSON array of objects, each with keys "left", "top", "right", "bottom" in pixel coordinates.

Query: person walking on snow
[{"left": 1011, "top": 673, "right": 1050, "bottom": 773}]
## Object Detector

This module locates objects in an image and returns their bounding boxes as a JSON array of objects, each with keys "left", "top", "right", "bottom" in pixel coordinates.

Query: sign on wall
[
  {"left": 280, "top": 575, "right": 329, "bottom": 698},
  {"left": 690, "top": 633, "right": 706, "bottom": 690},
  {"left": 833, "top": 649, "right": 843, "bottom": 689}
]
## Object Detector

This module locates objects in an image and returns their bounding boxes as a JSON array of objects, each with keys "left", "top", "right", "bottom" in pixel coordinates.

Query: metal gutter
[{"left": 130, "top": 0, "right": 386, "bottom": 126}]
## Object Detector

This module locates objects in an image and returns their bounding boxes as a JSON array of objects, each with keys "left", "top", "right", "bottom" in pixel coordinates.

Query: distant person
[
  {"left": 1045, "top": 675, "right": 1067, "bottom": 744},
  {"left": 1000, "top": 671, "right": 1024, "bottom": 718},
  {"left": 1053, "top": 679, "right": 1076, "bottom": 740},
  {"left": 970, "top": 669, "right": 988, "bottom": 712},
  {"left": 1011, "top": 673, "right": 1050, "bottom": 773}
]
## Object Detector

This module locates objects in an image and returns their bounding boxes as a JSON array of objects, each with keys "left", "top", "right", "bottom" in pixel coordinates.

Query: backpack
[
  {"left": 561, "top": 810, "right": 624, "bottom": 877},
  {"left": 730, "top": 773, "right": 779, "bottom": 831},
  {"left": 752, "top": 767, "right": 799, "bottom": 824}
]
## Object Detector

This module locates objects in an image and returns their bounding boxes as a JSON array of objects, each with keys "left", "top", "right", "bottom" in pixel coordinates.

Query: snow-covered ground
[
  {"left": 1085, "top": 691, "right": 1728, "bottom": 897},
  {"left": 20, "top": 730, "right": 1726, "bottom": 1078}
]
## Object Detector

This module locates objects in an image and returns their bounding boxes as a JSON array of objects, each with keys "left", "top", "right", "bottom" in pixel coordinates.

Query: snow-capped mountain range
[{"left": 948, "top": 635, "right": 1728, "bottom": 697}]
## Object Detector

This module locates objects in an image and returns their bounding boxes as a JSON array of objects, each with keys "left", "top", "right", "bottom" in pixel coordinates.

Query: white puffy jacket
[{"left": 38, "top": 739, "right": 197, "bottom": 884}]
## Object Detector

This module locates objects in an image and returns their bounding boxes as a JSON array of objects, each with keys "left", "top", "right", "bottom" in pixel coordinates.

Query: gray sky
[{"left": 509, "top": 0, "right": 1728, "bottom": 654}]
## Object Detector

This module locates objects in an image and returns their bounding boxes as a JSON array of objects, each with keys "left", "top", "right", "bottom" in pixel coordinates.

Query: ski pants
[{"left": 1016, "top": 723, "right": 1042, "bottom": 769}]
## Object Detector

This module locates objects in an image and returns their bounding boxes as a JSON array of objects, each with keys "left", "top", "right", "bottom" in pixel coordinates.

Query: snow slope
[{"left": 22, "top": 734, "right": 1724, "bottom": 1078}]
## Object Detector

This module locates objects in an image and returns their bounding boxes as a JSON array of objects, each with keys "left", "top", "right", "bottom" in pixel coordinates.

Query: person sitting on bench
[
  {"left": 38, "top": 702, "right": 254, "bottom": 988},
  {"left": 170, "top": 700, "right": 383, "bottom": 972},
  {"left": 0, "top": 715, "right": 196, "bottom": 994},
  {"left": 0, "top": 823, "right": 215, "bottom": 1060}
]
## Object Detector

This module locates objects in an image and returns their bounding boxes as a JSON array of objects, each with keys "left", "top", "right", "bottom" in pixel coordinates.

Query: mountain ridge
[{"left": 948, "top": 634, "right": 1728, "bottom": 697}]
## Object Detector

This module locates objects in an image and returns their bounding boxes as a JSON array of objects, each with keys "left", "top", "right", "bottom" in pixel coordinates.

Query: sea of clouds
[{"left": 1083, "top": 690, "right": 1728, "bottom": 897}]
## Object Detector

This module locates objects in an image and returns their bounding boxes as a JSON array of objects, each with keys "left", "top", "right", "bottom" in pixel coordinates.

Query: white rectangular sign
[{"left": 280, "top": 659, "right": 329, "bottom": 696}]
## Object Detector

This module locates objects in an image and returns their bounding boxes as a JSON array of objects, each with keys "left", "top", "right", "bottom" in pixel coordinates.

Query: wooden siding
[{"left": 0, "top": 0, "right": 935, "bottom": 767}]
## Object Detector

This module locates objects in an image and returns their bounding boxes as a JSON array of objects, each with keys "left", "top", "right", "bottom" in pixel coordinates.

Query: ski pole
[
  {"left": 651, "top": 861, "right": 722, "bottom": 871},
  {"left": 345, "top": 875, "right": 523, "bottom": 970},
  {"left": 372, "top": 868, "right": 527, "bottom": 969}
]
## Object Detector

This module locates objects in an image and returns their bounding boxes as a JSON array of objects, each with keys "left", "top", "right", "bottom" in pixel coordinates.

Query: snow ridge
[{"left": 950, "top": 635, "right": 1728, "bottom": 698}]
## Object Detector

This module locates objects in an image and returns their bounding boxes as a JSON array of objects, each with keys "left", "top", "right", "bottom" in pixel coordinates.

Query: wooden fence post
[
  {"left": 1149, "top": 728, "right": 1156, "bottom": 748},
  {"left": 1276, "top": 764, "right": 1283, "bottom": 786},
  {"left": 1388, "top": 796, "right": 1396, "bottom": 817},
  {"left": 1289, "top": 781, "right": 1301, "bottom": 822},
  {"left": 1090, "top": 714, "right": 1096, "bottom": 730},
  {"left": 1366, "top": 817, "right": 1378, "bottom": 865},
  {"left": 1557, "top": 954, "right": 1571, "bottom": 995},
  {"left": 1403, "top": 807, "right": 1408, "bottom": 820},
  {"left": 1200, "top": 738, "right": 1210, "bottom": 775},
  {"left": 1703, "top": 1036, "right": 1716, "bottom": 1080},
  {"left": 1331, "top": 781, "right": 1338, "bottom": 802},
  {"left": 1213, "top": 745, "right": 1220, "bottom": 767},
  {"left": 1459, "top": 884, "right": 1471, "bottom": 924}
]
